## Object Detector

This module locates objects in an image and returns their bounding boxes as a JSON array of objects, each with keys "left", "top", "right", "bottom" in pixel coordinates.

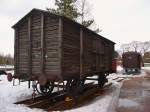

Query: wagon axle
[{"left": 35, "top": 81, "right": 54, "bottom": 95}]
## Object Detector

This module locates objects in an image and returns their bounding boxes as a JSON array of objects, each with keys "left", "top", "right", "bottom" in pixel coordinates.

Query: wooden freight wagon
[
  {"left": 12, "top": 9, "right": 115, "bottom": 95},
  {"left": 143, "top": 52, "right": 150, "bottom": 63},
  {"left": 122, "top": 52, "right": 143, "bottom": 73}
]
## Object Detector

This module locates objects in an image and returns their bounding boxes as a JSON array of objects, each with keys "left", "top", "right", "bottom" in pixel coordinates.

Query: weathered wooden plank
[
  {"left": 63, "top": 38, "right": 80, "bottom": 45},
  {"left": 31, "top": 26, "right": 41, "bottom": 30},
  {"left": 80, "top": 28, "right": 83, "bottom": 76},
  {"left": 45, "top": 34, "right": 59, "bottom": 38},
  {"left": 45, "top": 70, "right": 60, "bottom": 74},
  {"left": 44, "top": 25, "right": 58, "bottom": 30},
  {"left": 45, "top": 66, "right": 60, "bottom": 70},
  {"left": 44, "top": 15, "right": 60, "bottom": 76},
  {"left": 32, "top": 14, "right": 41, "bottom": 19},
  {"left": 14, "top": 28, "right": 18, "bottom": 75},
  {"left": 63, "top": 45, "right": 80, "bottom": 49},
  {"left": 32, "top": 19, "right": 41, "bottom": 24},
  {"left": 18, "top": 30, "right": 28, "bottom": 34},
  {"left": 45, "top": 57, "right": 59, "bottom": 60},
  {"left": 31, "top": 18, "right": 41, "bottom": 23},
  {"left": 31, "top": 14, "right": 42, "bottom": 74},
  {"left": 46, "top": 53, "right": 58, "bottom": 58},
  {"left": 31, "top": 30, "right": 41, "bottom": 34},
  {"left": 27, "top": 16, "right": 32, "bottom": 76},
  {"left": 18, "top": 32, "right": 28, "bottom": 36},
  {"left": 44, "top": 17, "right": 58, "bottom": 23},
  {"left": 17, "top": 21, "right": 29, "bottom": 74},
  {"left": 44, "top": 24, "right": 58, "bottom": 28},
  {"left": 40, "top": 13, "right": 44, "bottom": 74},
  {"left": 44, "top": 28, "right": 58, "bottom": 33},
  {"left": 63, "top": 33, "right": 80, "bottom": 40}
]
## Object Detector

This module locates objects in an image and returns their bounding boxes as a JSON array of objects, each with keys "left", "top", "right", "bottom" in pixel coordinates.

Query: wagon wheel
[
  {"left": 98, "top": 74, "right": 107, "bottom": 88},
  {"left": 125, "top": 68, "right": 128, "bottom": 73},
  {"left": 36, "top": 81, "right": 54, "bottom": 95},
  {"left": 66, "top": 79, "right": 77, "bottom": 91},
  {"left": 135, "top": 68, "right": 140, "bottom": 73},
  {"left": 66, "top": 78, "right": 85, "bottom": 95}
]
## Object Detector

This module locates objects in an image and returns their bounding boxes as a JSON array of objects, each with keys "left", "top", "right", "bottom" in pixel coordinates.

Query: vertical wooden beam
[
  {"left": 14, "top": 28, "right": 17, "bottom": 75},
  {"left": 19, "top": 79, "right": 20, "bottom": 85},
  {"left": 58, "top": 17, "right": 63, "bottom": 78},
  {"left": 13, "top": 78, "right": 15, "bottom": 86},
  {"left": 41, "top": 13, "right": 44, "bottom": 74},
  {"left": 63, "top": 81, "right": 65, "bottom": 91},
  {"left": 80, "top": 28, "right": 83, "bottom": 78},
  {"left": 28, "top": 81, "right": 31, "bottom": 88},
  {"left": 14, "top": 27, "right": 19, "bottom": 76},
  {"left": 28, "top": 17, "right": 32, "bottom": 78},
  {"left": 57, "top": 82, "right": 60, "bottom": 91}
]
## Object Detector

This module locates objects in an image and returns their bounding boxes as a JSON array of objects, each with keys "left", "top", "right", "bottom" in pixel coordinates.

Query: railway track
[{"left": 15, "top": 77, "right": 124, "bottom": 111}]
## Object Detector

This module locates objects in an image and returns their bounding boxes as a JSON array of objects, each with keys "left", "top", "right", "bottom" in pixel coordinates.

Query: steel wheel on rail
[
  {"left": 36, "top": 81, "right": 54, "bottom": 95},
  {"left": 66, "top": 78, "right": 85, "bottom": 95},
  {"left": 98, "top": 74, "right": 107, "bottom": 88}
]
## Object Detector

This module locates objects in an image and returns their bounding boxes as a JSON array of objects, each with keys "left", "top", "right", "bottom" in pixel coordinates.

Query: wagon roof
[{"left": 12, "top": 8, "right": 115, "bottom": 44}]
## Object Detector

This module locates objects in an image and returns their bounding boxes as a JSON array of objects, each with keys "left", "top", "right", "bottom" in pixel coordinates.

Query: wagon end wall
[{"left": 14, "top": 10, "right": 62, "bottom": 81}]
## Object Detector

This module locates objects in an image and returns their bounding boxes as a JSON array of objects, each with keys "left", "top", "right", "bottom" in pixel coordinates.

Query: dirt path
[{"left": 116, "top": 71, "right": 150, "bottom": 112}]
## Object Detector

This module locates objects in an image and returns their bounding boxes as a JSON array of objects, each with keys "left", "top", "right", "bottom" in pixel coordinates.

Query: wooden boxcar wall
[
  {"left": 81, "top": 30, "right": 114, "bottom": 76},
  {"left": 14, "top": 9, "right": 114, "bottom": 81},
  {"left": 30, "top": 12, "right": 42, "bottom": 74},
  {"left": 15, "top": 19, "right": 29, "bottom": 78},
  {"left": 82, "top": 29, "right": 107, "bottom": 76},
  {"left": 44, "top": 13, "right": 61, "bottom": 79},
  {"left": 62, "top": 18, "right": 80, "bottom": 79},
  {"left": 62, "top": 18, "right": 114, "bottom": 79},
  {"left": 82, "top": 29, "right": 97, "bottom": 75},
  {"left": 14, "top": 11, "right": 61, "bottom": 80},
  {"left": 103, "top": 41, "right": 114, "bottom": 72}
]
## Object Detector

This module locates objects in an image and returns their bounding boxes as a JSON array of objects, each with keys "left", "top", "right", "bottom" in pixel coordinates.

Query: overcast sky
[{"left": 0, "top": 0, "right": 150, "bottom": 55}]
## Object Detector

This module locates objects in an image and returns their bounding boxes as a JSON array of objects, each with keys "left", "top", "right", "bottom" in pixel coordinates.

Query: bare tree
[
  {"left": 120, "top": 44, "right": 131, "bottom": 53},
  {"left": 130, "top": 41, "right": 140, "bottom": 52},
  {"left": 141, "top": 41, "right": 150, "bottom": 54},
  {"left": 76, "top": 0, "right": 100, "bottom": 33},
  {"left": 0, "top": 53, "right": 14, "bottom": 65},
  {"left": 120, "top": 41, "right": 150, "bottom": 55}
]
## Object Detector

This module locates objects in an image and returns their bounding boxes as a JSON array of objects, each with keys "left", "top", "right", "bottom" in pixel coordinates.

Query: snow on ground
[
  {"left": 108, "top": 66, "right": 150, "bottom": 80},
  {"left": 0, "top": 75, "right": 45, "bottom": 112},
  {"left": 0, "top": 65, "right": 14, "bottom": 69},
  {"left": 143, "top": 66, "right": 150, "bottom": 70},
  {"left": 0, "top": 76, "right": 122, "bottom": 112},
  {"left": 65, "top": 81, "right": 122, "bottom": 112},
  {"left": 0, "top": 66, "right": 150, "bottom": 112}
]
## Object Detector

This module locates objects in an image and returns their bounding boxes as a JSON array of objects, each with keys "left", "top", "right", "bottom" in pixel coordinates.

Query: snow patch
[
  {"left": 118, "top": 99, "right": 139, "bottom": 108},
  {"left": 107, "top": 82, "right": 122, "bottom": 112},
  {"left": 142, "top": 66, "right": 150, "bottom": 70},
  {"left": 0, "top": 77, "right": 43, "bottom": 112},
  {"left": 0, "top": 70, "right": 124, "bottom": 112}
]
